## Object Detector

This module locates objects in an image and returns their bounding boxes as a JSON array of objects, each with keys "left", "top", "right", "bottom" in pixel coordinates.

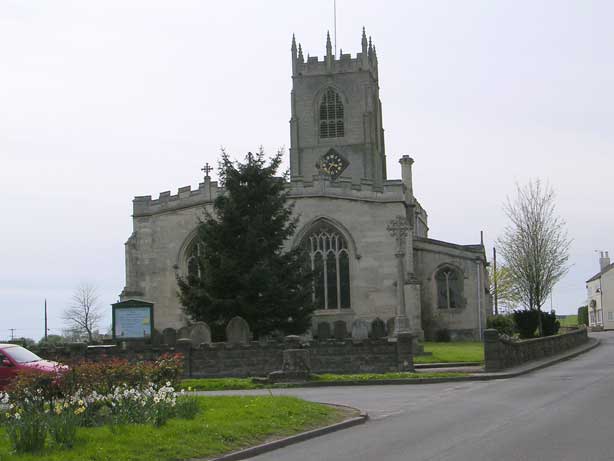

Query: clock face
[{"left": 318, "top": 150, "right": 348, "bottom": 180}]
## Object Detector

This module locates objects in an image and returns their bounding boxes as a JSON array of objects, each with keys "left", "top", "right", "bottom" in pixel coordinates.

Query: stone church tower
[
  {"left": 289, "top": 29, "right": 386, "bottom": 187},
  {"left": 120, "top": 29, "right": 491, "bottom": 341}
]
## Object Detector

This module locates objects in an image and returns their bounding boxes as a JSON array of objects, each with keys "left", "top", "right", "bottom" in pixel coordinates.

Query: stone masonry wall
[
  {"left": 483, "top": 327, "right": 588, "bottom": 372},
  {"left": 33, "top": 336, "right": 413, "bottom": 378}
]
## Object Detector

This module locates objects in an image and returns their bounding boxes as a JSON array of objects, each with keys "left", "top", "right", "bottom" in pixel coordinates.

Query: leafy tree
[
  {"left": 488, "top": 263, "right": 521, "bottom": 314},
  {"left": 176, "top": 149, "right": 315, "bottom": 338},
  {"left": 62, "top": 283, "right": 103, "bottom": 343},
  {"left": 497, "top": 180, "right": 571, "bottom": 336}
]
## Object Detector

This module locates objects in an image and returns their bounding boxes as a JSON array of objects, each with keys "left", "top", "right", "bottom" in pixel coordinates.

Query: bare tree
[
  {"left": 62, "top": 283, "right": 103, "bottom": 343},
  {"left": 497, "top": 180, "right": 571, "bottom": 335}
]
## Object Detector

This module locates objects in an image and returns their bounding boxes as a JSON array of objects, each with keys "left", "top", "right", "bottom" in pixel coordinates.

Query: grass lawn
[
  {"left": 558, "top": 315, "right": 578, "bottom": 327},
  {"left": 414, "top": 341, "right": 484, "bottom": 364},
  {"left": 181, "top": 371, "right": 470, "bottom": 391},
  {"left": 0, "top": 396, "right": 342, "bottom": 461}
]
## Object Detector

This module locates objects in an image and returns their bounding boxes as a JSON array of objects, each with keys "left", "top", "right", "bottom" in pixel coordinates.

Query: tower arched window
[
  {"left": 435, "top": 267, "right": 464, "bottom": 309},
  {"left": 319, "top": 88, "right": 344, "bottom": 139},
  {"left": 303, "top": 222, "right": 351, "bottom": 309}
]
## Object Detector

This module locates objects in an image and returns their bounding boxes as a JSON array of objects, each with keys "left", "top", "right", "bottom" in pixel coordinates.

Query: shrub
[
  {"left": 435, "top": 328, "right": 451, "bottom": 342},
  {"left": 513, "top": 310, "right": 539, "bottom": 338},
  {"left": 541, "top": 311, "right": 560, "bottom": 336},
  {"left": 487, "top": 315, "right": 515, "bottom": 336},
  {"left": 513, "top": 309, "right": 561, "bottom": 338},
  {"left": 578, "top": 305, "right": 589, "bottom": 326}
]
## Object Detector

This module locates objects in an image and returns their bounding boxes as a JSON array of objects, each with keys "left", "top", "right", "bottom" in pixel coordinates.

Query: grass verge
[
  {"left": 181, "top": 371, "right": 470, "bottom": 391},
  {"left": 414, "top": 341, "right": 484, "bottom": 364},
  {"left": 0, "top": 396, "right": 341, "bottom": 461}
]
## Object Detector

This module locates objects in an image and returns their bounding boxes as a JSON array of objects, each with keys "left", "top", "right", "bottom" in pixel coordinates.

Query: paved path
[{"left": 210, "top": 332, "right": 613, "bottom": 460}]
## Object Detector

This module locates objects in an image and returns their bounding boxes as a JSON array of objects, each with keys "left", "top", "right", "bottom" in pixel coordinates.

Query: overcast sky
[{"left": 1, "top": 0, "right": 612, "bottom": 341}]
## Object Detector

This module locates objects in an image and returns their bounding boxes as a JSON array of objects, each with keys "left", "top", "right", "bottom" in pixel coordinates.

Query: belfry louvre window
[
  {"left": 304, "top": 223, "right": 350, "bottom": 309},
  {"left": 319, "top": 88, "right": 344, "bottom": 139},
  {"left": 436, "top": 267, "right": 463, "bottom": 309}
]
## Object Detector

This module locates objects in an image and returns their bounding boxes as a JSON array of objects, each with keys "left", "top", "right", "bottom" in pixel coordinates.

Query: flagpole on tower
[{"left": 333, "top": 0, "right": 337, "bottom": 57}]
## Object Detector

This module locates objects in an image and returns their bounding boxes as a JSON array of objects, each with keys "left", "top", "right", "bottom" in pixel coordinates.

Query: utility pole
[
  {"left": 44, "top": 298, "right": 48, "bottom": 341},
  {"left": 9, "top": 328, "right": 15, "bottom": 341},
  {"left": 493, "top": 247, "right": 498, "bottom": 315}
]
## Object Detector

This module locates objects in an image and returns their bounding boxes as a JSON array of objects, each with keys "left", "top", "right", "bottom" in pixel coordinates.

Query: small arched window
[
  {"left": 303, "top": 222, "right": 350, "bottom": 309},
  {"left": 435, "top": 267, "right": 463, "bottom": 309},
  {"left": 319, "top": 88, "right": 344, "bottom": 139}
]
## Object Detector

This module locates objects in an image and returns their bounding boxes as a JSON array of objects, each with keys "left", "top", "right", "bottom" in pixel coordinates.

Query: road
[{"left": 212, "top": 332, "right": 614, "bottom": 460}]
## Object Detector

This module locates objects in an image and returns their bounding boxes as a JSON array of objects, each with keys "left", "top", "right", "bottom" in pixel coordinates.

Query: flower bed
[{"left": 0, "top": 354, "right": 200, "bottom": 454}]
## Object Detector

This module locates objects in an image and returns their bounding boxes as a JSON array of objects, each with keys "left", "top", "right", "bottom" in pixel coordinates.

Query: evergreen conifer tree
[{"left": 177, "top": 149, "right": 315, "bottom": 338}]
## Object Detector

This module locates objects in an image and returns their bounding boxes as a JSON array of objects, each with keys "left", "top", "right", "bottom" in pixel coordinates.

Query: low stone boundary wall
[
  {"left": 33, "top": 334, "right": 414, "bottom": 378},
  {"left": 484, "top": 326, "right": 589, "bottom": 372}
]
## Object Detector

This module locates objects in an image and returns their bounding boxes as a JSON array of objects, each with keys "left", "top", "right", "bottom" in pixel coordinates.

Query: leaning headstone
[
  {"left": 162, "top": 328, "right": 177, "bottom": 346},
  {"left": 226, "top": 316, "right": 251, "bottom": 344},
  {"left": 351, "top": 319, "right": 369, "bottom": 340},
  {"left": 386, "top": 318, "right": 396, "bottom": 337},
  {"left": 333, "top": 320, "right": 348, "bottom": 339},
  {"left": 316, "top": 322, "right": 331, "bottom": 340},
  {"left": 371, "top": 318, "right": 386, "bottom": 339},
  {"left": 189, "top": 321, "right": 212, "bottom": 346},
  {"left": 177, "top": 326, "right": 190, "bottom": 339}
]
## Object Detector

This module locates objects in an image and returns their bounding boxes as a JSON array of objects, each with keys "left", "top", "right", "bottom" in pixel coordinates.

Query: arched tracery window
[
  {"left": 303, "top": 223, "right": 350, "bottom": 309},
  {"left": 319, "top": 88, "right": 344, "bottom": 139},
  {"left": 435, "top": 267, "right": 463, "bottom": 309}
]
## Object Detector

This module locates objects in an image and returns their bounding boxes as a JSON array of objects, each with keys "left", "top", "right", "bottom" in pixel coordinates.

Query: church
[{"left": 120, "top": 29, "right": 491, "bottom": 341}]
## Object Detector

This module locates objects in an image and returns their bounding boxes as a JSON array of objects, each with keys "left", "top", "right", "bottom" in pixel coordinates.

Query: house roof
[{"left": 586, "top": 262, "right": 614, "bottom": 283}]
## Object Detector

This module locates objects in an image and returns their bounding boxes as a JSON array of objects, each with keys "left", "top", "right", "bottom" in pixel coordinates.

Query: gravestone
[
  {"left": 177, "top": 326, "right": 190, "bottom": 339},
  {"left": 316, "top": 322, "right": 331, "bottom": 340},
  {"left": 351, "top": 319, "right": 369, "bottom": 340},
  {"left": 151, "top": 328, "right": 163, "bottom": 346},
  {"left": 162, "top": 328, "right": 177, "bottom": 346},
  {"left": 371, "top": 318, "right": 386, "bottom": 339},
  {"left": 226, "top": 316, "right": 251, "bottom": 344},
  {"left": 333, "top": 320, "right": 348, "bottom": 339},
  {"left": 386, "top": 318, "right": 396, "bottom": 337},
  {"left": 189, "top": 321, "right": 212, "bottom": 346}
]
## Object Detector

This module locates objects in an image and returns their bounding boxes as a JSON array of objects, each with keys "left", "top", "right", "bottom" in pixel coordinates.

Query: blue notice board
[{"left": 112, "top": 300, "right": 154, "bottom": 339}]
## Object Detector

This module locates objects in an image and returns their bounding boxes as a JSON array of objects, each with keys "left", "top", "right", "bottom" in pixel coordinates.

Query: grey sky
[{"left": 1, "top": 0, "right": 612, "bottom": 340}]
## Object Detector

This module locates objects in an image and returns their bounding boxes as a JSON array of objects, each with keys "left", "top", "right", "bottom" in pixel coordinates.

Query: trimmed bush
[
  {"left": 513, "top": 310, "right": 539, "bottom": 338},
  {"left": 487, "top": 315, "right": 515, "bottom": 336},
  {"left": 541, "top": 311, "right": 560, "bottom": 336},
  {"left": 513, "top": 309, "right": 561, "bottom": 338},
  {"left": 578, "top": 305, "right": 589, "bottom": 326}
]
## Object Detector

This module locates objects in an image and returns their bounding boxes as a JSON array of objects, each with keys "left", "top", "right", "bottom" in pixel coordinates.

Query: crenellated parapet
[
  {"left": 291, "top": 27, "right": 378, "bottom": 80},
  {"left": 133, "top": 180, "right": 224, "bottom": 217}
]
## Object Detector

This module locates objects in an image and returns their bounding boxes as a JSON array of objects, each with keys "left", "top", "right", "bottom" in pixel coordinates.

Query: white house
[{"left": 586, "top": 251, "right": 614, "bottom": 329}]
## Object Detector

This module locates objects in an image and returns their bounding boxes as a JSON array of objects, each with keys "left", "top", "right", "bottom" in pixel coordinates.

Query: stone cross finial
[
  {"left": 201, "top": 163, "right": 213, "bottom": 179},
  {"left": 387, "top": 215, "right": 409, "bottom": 252}
]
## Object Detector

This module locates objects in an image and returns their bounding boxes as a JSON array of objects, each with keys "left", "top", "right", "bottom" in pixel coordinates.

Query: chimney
[{"left": 600, "top": 251, "right": 610, "bottom": 271}]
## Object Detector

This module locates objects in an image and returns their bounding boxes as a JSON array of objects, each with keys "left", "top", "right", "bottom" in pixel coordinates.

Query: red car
[{"left": 0, "top": 344, "right": 64, "bottom": 390}]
